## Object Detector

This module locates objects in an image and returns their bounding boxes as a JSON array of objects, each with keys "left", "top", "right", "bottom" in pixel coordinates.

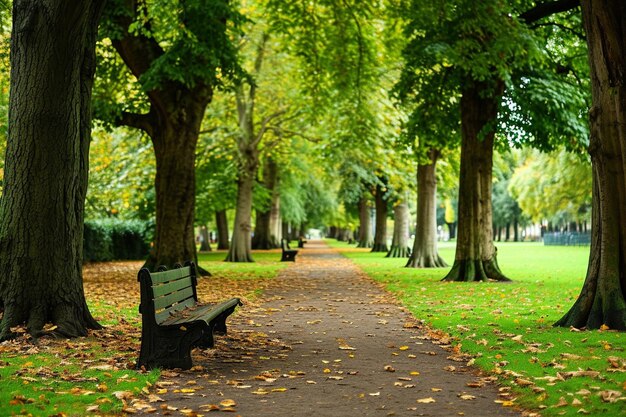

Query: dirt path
[{"left": 144, "top": 241, "right": 524, "bottom": 417}]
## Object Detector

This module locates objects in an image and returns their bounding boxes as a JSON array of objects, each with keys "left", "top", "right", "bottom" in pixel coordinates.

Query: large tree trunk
[
  {"left": 215, "top": 210, "right": 230, "bottom": 250},
  {"left": 0, "top": 0, "right": 104, "bottom": 340},
  {"left": 555, "top": 1, "right": 626, "bottom": 330},
  {"left": 443, "top": 81, "right": 510, "bottom": 282},
  {"left": 386, "top": 203, "right": 411, "bottom": 258},
  {"left": 407, "top": 151, "right": 448, "bottom": 268},
  {"left": 111, "top": 3, "right": 213, "bottom": 271},
  {"left": 371, "top": 183, "right": 389, "bottom": 252},
  {"left": 357, "top": 197, "right": 373, "bottom": 248},
  {"left": 149, "top": 117, "right": 205, "bottom": 269}
]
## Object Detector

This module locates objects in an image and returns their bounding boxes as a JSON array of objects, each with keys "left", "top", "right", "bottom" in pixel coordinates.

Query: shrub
[{"left": 84, "top": 219, "right": 153, "bottom": 262}]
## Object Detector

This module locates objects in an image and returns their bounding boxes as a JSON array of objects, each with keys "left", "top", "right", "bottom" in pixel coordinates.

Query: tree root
[
  {"left": 371, "top": 243, "right": 389, "bottom": 253},
  {"left": 442, "top": 258, "right": 511, "bottom": 282},
  {"left": 406, "top": 253, "right": 448, "bottom": 268},
  {"left": 386, "top": 246, "right": 411, "bottom": 258}
]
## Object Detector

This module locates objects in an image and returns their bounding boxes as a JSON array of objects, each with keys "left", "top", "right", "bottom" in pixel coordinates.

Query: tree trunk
[
  {"left": 357, "top": 197, "right": 373, "bottom": 248},
  {"left": 555, "top": 0, "right": 626, "bottom": 330},
  {"left": 447, "top": 222, "right": 456, "bottom": 239},
  {"left": 111, "top": 5, "right": 213, "bottom": 271},
  {"left": 371, "top": 183, "right": 389, "bottom": 252},
  {"left": 269, "top": 187, "right": 281, "bottom": 246},
  {"left": 225, "top": 170, "right": 256, "bottom": 262},
  {"left": 0, "top": 0, "right": 105, "bottom": 340},
  {"left": 407, "top": 151, "right": 448, "bottom": 268},
  {"left": 386, "top": 203, "right": 411, "bottom": 258},
  {"left": 252, "top": 209, "right": 273, "bottom": 249},
  {"left": 215, "top": 210, "right": 230, "bottom": 250},
  {"left": 252, "top": 158, "right": 279, "bottom": 249},
  {"left": 149, "top": 119, "right": 205, "bottom": 269},
  {"left": 443, "top": 80, "right": 510, "bottom": 282},
  {"left": 199, "top": 225, "right": 212, "bottom": 252}
]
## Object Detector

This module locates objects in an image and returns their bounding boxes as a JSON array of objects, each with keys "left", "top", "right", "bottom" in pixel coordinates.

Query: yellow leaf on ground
[
  {"left": 219, "top": 399, "right": 237, "bottom": 407},
  {"left": 417, "top": 397, "right": 436, "bottom": 404}
]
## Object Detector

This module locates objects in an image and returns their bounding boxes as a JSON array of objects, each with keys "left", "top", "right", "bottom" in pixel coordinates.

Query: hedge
[{"left": 84, "top": 219, "right": 153, "bottom": 262}]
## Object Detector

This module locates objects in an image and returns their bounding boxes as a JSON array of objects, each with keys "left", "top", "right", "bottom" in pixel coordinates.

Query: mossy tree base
[
  {"left": 442, "top": 258, "right": 511, "bottom": 282},
  {"left": 371, "top": 243, "right": 389, "bottom": 253},
  {"left": 386, "top": 246, "right": 411, "bottom": 258},
  {"left": 406, "top": 253, "right": 448, "bottom": 268}
]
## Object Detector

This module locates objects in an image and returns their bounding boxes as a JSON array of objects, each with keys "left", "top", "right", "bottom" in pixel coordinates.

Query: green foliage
[
  {"left": 86, "top": 128, "right": 155, "bottom": 220},
  {"left": 509, "top": 148, "right": 591, "bottom": 224},
  {"left": 84, "top": 219, "right": 153, "bottom": 262},
  {"left": 102, "top": 0, "right": 244, "bottom": 90},
  {"left": 331, "top": 240, "right": 625, "bottom": 417},
  {"left": 396, "top": 0, "right": 588, "bottom": 154}
]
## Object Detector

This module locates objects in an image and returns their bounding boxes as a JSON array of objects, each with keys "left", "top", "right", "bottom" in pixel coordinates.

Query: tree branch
[
  {"left": 117, "top": 111, "right": 154, "bottom": 137},
  {"left": 519, "top": 0, "right": 580, "bottom": 24},
  {"left": 529, "top": 21, "right": 585, "bottom": 40},
  {"left": 254, "top": 110, "right": 288, "bottom": 146}
]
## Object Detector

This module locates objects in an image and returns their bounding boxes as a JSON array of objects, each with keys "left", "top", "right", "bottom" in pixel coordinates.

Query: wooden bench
[
  {"left": 137, "top": 262, "right": 242, "bottom": 370},
  {"left": 281, "top": 239, "right": 298, "bottom": 262},
  {"left": 298, "top": 237, "right": 307, "bottom": 248}
]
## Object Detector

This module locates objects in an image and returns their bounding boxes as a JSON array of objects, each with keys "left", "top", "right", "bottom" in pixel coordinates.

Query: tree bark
[
  {"left": 225, "top": 170, "right": 256, "bottom": 262},
  {"left": 149, "top": 114, "right": 207, "bottom": 269},
  {"left": 442, "top": 80, "right": 510, "bottom": 282},
  {"left": 269, "top": 182, "right": 282, "bottom": 245},
  {"left": 386, "top": 203, "right": 411, "bottom": 258},
  {"left": 252, "top": 158, "right": 279, "bottom": 249},
  {"left": 0, "top": 0, "right": 105, "bottom": 340},
  {"left": 357, "top": 197, "right": 373, "bottom": 248},
  {"left": 252, "top": 209, "right": 272, "bottom": 249},
  {"left": 555, "top": 0, "right": 626, "bottom": 330},
  {"left": 371, "top": 183, "right": 389, "bottom": 252},
  {"left": 407, "top": 151, "right": 448, "bottom": 268},
  {"left": 447, "top": 222, "right": 456, "bottom": 239},
  {"left": 215, "top": 210, "right": 230, "bottom": 250}
]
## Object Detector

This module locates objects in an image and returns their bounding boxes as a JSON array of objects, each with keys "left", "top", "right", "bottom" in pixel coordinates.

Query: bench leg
[{"left": 137, "top": 324, "right": 204, "bottom": 370}]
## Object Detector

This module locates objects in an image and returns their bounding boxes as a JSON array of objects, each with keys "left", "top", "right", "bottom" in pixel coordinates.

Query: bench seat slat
[
  {"left": 155, "top": 297, "right": 196, "bottom": 324},
  {"left": 150, "top": 267, "right": 192, "bottom": 284},
  {"left": 154, "top": 286, "right": 195, "bottom": 311},
  {"left": 160, "top": 298, "right": 241, "bottom": 326},
  {"left": 153, "top": 277, "right": 193, "bottom": 297}
]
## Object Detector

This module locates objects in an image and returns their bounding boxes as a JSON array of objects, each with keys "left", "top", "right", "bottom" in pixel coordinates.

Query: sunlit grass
[
  {"left": 198, "top": 249, "right": 290, "bottom": 281},
  {"left": 329, "top": 239, "right": 625, "bottom": 417}
]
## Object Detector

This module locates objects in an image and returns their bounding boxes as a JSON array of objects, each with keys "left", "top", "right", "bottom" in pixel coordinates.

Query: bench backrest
[
  {"left": 138, "top": 263, "right": 199, "bottom": 325},
  {"left": 281, "top": 239, "right": 290, "bottom": 250}
]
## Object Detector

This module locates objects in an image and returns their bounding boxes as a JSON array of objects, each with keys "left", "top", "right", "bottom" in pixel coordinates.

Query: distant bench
[
  {"left": 281, "top": 239, "right": 298, "bottom": 262},
  {"left": 137, "top": 262, "right": 242, "bottom": 370}
]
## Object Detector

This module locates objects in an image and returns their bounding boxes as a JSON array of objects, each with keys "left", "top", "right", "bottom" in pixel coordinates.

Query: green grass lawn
[
  {"left": 329, "top": 240, "right": 625, "bottom": 417},
  {"left": 0, "top": 249, "right": 286, "bottom": 416}
]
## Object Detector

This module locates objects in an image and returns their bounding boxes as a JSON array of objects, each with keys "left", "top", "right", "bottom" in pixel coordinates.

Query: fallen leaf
[
  {"left": 219, "top": 399, "right": 237, "bottom": 407},
  {"left": 384, "top": 365, "right": 395, "bottom": 372},
  {"left": 459, "top": 394, "right": 476, "bottom": 400},
  {"left": 555, "top": 397, "right": 568, "bottom": 407},
  {"left": 417, "top": 397, "right": 436, "bottom": 403},
  {"left": 600, "top": 390, "right": 623, "bottom": 403}
]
